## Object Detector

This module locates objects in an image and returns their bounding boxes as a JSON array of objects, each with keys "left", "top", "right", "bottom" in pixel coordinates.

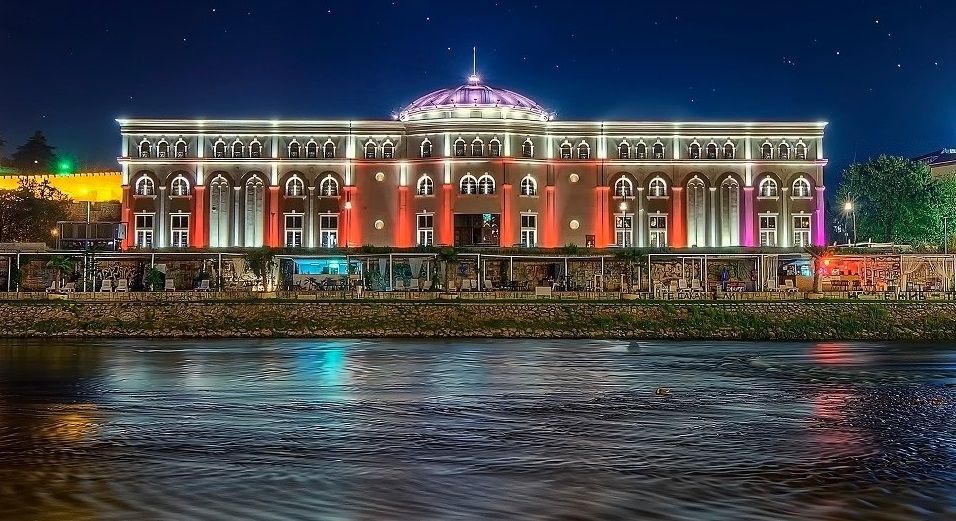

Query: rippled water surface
[{"left": 0, "top": 339, "right": 954, "bottom": 520}]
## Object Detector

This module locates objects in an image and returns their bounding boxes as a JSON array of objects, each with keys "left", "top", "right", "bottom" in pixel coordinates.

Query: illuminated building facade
[{"left": 118, "top": 76, "right": 827, "bottom": 250}]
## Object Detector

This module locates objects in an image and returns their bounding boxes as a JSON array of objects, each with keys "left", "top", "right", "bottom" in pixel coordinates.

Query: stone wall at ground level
[{"left": 2, "top": 301, "right": 956, "bottom": 340}]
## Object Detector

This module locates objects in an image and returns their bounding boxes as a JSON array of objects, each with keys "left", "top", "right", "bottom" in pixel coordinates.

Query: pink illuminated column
[
  {"left": 544, "top": 185, "right": 557, "bottom": 248},
  {"left": 120, "top": 185, "right": 132, "bottom": 250},
  {"left": 440, "top": 184, "right": 454, "bottom": 246},
  {"left": 743, "top": 186, "right": 755, "bottom": 247},
  {"left": 191, "top": 185, "right": 206, "bottom": 248},
  {"left": 814, "top": 186, "right": 826, "bottom": 246},
  {"left": 500, "top": 184, "right": 513, "bottom": 247}
]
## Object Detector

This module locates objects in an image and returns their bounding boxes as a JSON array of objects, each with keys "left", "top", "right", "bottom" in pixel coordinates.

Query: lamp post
[{"left": 844, "top": 200, "right": 857, "bottom": 245}]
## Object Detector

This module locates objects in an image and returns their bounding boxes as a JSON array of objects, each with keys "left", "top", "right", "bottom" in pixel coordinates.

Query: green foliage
[
  {"left": 244, "top": 247, "right": 277, "bottom": 285},
  {"left": 10, "top": 131, "right": 57, "bottom": 173},
  {"left": 145, "top": 267, "right": 165, "bottom": 291},
  {"left": 0, "top": 179, "right": 71, "bottom": 244},
  {"left": 836, "top": 155, "right": 954, "bottom": 246},
  {"left": 559, "top": 243, "right": 581, "bottom": 255}
]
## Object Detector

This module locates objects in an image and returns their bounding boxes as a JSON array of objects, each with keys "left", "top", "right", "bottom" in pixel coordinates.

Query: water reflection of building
[{"left": 117, "top": 75, "right": 828, "bottom": 250}]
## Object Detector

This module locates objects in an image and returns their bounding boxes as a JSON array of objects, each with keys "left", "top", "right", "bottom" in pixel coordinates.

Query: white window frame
[
  {"left": 759, "top": 214, "right": 778, "bottom": 247},
  {"left": 323, "top": 139, "right": 336, "bottom": 159},
  {"left": 382, "top": 140, "right": 395, "bottom": 159},
  {"left": 134, "top": 213, "right": 155, "bottom": 248},
  {"left": 249, "top": 139, "right": 262, "bottom": 158},
  {"left": 795, "top": 141, "right": 808, "bottom": 160},
  {"left": 319, "top": 214, "right": 338, "bottom": 248},
  {"left": 792, "top": 177, "right": 812, "bottom": 198},
  {"left": 454, "top": 138, "right": 466, "bottom": 157},
  {"left": 284, "top": 213, "right": 304, "bottom": 248},
  {"left": 618, "top": 140, "right": 630, "bottom": 159},
  {"left": 420, "top": 138, "right": 432, "bottom": 158},
  {"left": 134, "top": 175, "right": 155, "bottom": 196},
  {"left": 758, "top": 177, "right": 778, "bottom": 198},
  {"left": 286, "top": 176, "right": 305, "bottom": 197},
  {"left": 521, "top": 139, "right": 534, "bottom": 158},
  {"left": 174, "top": 139, "right": 187, "bottom": 158},
  {"left": 649, "top": 177, "right": 668, "bottom": 198},
  {"left": 615, "top": 213, "right": 634, "bottom": 247},
  {"left": 417, "top": 213, "right": 434, "bottom": 246},
  {"left": 706, "top": 141, "right": 718, "bottom": 160},
  {"left": 792, "top": 214, "right": 812, "bottom": 247},
  {"left": 577, "top": 141, "right": 590, "bottom": 159},
  {"left": 520, "top": 213, "right": 538, "bottom": 247},
  {"left": 231, "top": 139, "right": 244, "bottom": 158},
  {"left": 288, "top": 139, "right": 301, "bottom": 158},
  {"left": 170, "top": 213, "right": 190, "bottom": 247},
  {"left": 559, "top": 141, "right": 572, "bottom": 159},
  {"left": 761, "top": 141, "right": 773, "bottom": 160},
  {"left": 460, "top": 174, "right": 478, "bottom": 195},
  {"left": 157, "top": 139, "right": 169, "bottom": 158},
  {"left": 213, "top": 139, "right": 226, "bottom": 158},
  {"left": 723, "top": 141, "right": 736, "bottom": 159},
  {"left": 319, "top": 175, "right": 339, "bottom": 197},
  {"left": 520, "top": 175, "right": 537, "bottom": 196},
  {"left": 614, "top": 177, "right": 633, "bottom": 197},
  {"left": 471, "top": 138, "right": 483, "bottom": 157},
  {"left": 138, "top": 139, "right": 152, "bottom": 158},
  {"left": 364, "top": 140, "right": 377, "bottom": 159},
  {"left": 649, "top": 214, "right": 668, "bottom": 248},
  {"left": 477, "top": 174, "right": 495, "bottom": 195},
  {"left": 652, "top": 141, "right": 664, "bottom": 159},
  {"left": 417, "top": 175, "right": 434, "bottom": 196},
  {"left": 489, "top": 138, "right": 501, "bottom": 157},
  {"left": 778, "top": 141, "right": 791, "bottom": 160},
  {"left": 170, "top": 175, "right": 190, "bottom": 197},
  {"left": 689, "top": 141, "right": 701, "bottom": 159}
]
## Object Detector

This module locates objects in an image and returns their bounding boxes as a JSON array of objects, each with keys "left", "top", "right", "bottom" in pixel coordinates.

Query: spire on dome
[{"left": 467, "top": 46, "right": 480, "bottom": 85}]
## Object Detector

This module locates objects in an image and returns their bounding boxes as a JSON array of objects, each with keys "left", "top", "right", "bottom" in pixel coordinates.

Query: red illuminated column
[
  {"left": 191, "top": 185, "right": 206, "bottom": 248},
  {"left": 670, "top": 186, "right": 685, "bottom": 248},
  {"left": 397, "top": 186, "right": 412, "bottom": 247},
  {"left": 544, "top": 185, "right": 557, "bottom": 248},
  {"left": 339, "top": 186, "right": 359, "bottom": 248},
  {"left": 440, "top": 184, "right": 454, "bottom": 246},
  {"left": 500, "top": 183, "right": 513, "bottom": 247},
  {"left": 120, "top": 185, "right": 132, "bottom": 250},
  {"left": 267, "top": 186, "right": 280, "bottom": 247},
  {"left": 743, "top": 186, "right": 756, "bottom": 247},
  {"left": 594, "top": 186, "right": 611, "bottom": 248}
]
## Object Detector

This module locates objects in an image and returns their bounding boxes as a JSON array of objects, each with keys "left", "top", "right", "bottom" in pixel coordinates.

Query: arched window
[
  {"left": 285, "top": 176, "right": 305, "bottom": 197},
  {"left": 477, "top": 174, "right": 495, "bottom": 195},
  {"left": 689, "top": 142, "right": 701, "bottom": 159},
  {"left": 209, "top": 175, "right": 230, "bottom": 247},
  {"left": 723, "top": 142, "right": 735, "bottom": 159},
  {"left": 135, "top": 175, "right": 155, "bottom": 196},
  {"left": 289, "top": 140, "right": 301, "bottom": 158},
  {"left": 157, "top": 140, "right": 169, "bottom": 158},
  {"left": 489, "top": 138, "right": 501, "bottom": 157},
  {"left": 174, "top": 139, "right": 187, "bottom": 158},
  {"left": 795, "top": 141, "right": 808, "bottom": 160},
  {"left": 214, "top": 139, "right": 227, "bottom": 158},
  {"left": 652, "top": 142, "right": 664, "bottom": 159},
  {"left": 232, "top": 140, "right": 244, "bottom": 158},
  {"left": 614, "top": 177, "right": 633, "bottom": 197},
  {"left": 577, "top": 141, "right": 590, "bottom": 159},
  {"left": 649, "top": 177, "right": 668, "bottom": 197},
  {"left": 520, "top": 175, "right": 537, "bottom": 196},
  {"left": 170, "top": 175, "right": 190, "bottom": 196},
  {"left": 364, "top": 141, "right": 376, "bottom": 159},
  {"left": 706, "top": 142, "right": 718, "bottom": 160},
  {"left": 319, "top": 175, "right": 339, "bottom": 197},
  {"left": 138, "top": 140, "right": 151, "bottom": 158},
  {"left": 460, "top": 174, "right": 478, "bottom": 195},
  {"left": 382, "top": 141, "right": 394, "bottom": 159},
  {"left": 761, "top": 142, "right": 773, "bottom": 160},
  {"left": 471, "top": 138, "right": 483, "bottom": 157},
  {"left": 759, "top": 177, "right": 778, "bottom": 197},
  {"left": 719, "top": 178, "right": 740, "bottom": 246},
  {"left": 323, "top": 140, "right": 335, "bottom": 159},
  {"left": 300, "top": 140, "right": 315, "bottom": 158},
  {"left": 618, "top": 142, "right": 630, "bottom": 159},
  {"left": 792, "top": 177, "right": 812, "bottom": 197},
  {"left": 454, "top": 138, "right": 466, "bottom": 157},
  {"left": 635, "top": 142, "right": 647, "bottom": 159},
  {"left": 522, "top": 139, "right": 534, "bottom": 158},
  {"left": 686, "top": 178, "right": 706, "bottom": 247},
  {"left": 560, "top": 142, "right": 572, "bottom": 159},
  {"left": 421, "top": 139, "right": 432, "bottom": 158},
  {"left": 778, "top": 142, "right": 791, "bottom": 160},
  {"left": 244, "top": 176, "right": 265, "bottom": 247},
  {"left": 417, "top": 175, "right": 434, "bottom": 196},
  {"left": 249, "top": 140, "right": 262, "bottom": 158}
]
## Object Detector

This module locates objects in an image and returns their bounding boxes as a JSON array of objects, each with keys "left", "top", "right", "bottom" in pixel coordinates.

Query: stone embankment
[{"left": 1, "top": 300, "right": 955, "bottom": 340}]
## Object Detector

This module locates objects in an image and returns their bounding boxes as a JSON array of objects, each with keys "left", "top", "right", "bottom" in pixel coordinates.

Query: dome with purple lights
[{"left": 399, "top": 75, "right": 551, "bottom": 121}]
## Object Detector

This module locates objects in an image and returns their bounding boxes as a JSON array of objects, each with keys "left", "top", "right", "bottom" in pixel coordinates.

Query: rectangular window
[
  {"left": 793, "top": 215, "right": 811, "bottom": 247},
  {"left": 520, "top": 214, "right": 537, "bottom": 247},
  {"left": 134, "top": 214, "right": 154, "bottom": 248},
  {"left": 615, "top": 214, "right": 633, "bottom": 247},
  {"left": 285, "top": 214, "right": 303, "bottom": 248},
  {"left": 170, "top": 214, "right": 189, "bottom": 247},
  {"left": 417, "top": 214, "right": 434, "bottom": 246},
  {"left": 759, "top": 215, "right": 778, "bottom": 246},
  {"left": 649, "top": 215, "right": 668, "bottom": 248},
  {"left": 319, "top": 215, "right": 338, "bottom": 248}
]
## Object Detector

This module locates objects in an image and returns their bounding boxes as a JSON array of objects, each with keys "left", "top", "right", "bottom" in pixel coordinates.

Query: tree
[
  {"left": 11, "top": 131, "right": 57, "bottom": 173},
  {"left": 436, "top": 247, "right": 458, "bottom": 291},
  {"left": 804, "top": 245, "right": 833, "bottom": 294},
  {"left": 0, "top": 179, "right": 71, "bottom": 244},
  {"left": 835, "top": 156, "right": 953, "bottom": 246},
  {"left": 244, "top": 247, "right": 277, "bottom": 290},
  {"left": 45, "top": 256, "right": 75, "bottom": 291},
  {"left": 614, "top": 248, "right": 648, "bottom": 292}
]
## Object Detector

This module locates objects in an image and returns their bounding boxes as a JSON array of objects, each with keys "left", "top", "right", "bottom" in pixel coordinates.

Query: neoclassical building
[{"left": 118, "top": 75, "right": 827, "bottom": 250}]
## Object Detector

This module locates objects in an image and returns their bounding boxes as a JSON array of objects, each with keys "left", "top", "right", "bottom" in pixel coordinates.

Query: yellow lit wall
[{"left": 0, "top": 172, "right": 122, "bottom": 202}]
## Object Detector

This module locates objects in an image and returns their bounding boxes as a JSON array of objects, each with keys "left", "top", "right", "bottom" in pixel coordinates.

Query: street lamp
[{"left": 843, "top": 200, "right": 857, "bottom": 245}]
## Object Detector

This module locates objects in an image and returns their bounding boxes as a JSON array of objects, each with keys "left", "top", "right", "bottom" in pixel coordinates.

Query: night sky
[{"left": 2, "top": 0, "right": 955, "bottom": 187}]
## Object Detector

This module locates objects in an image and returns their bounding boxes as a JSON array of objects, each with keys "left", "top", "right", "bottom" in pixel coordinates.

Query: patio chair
[
  {"left": 483, "top": 279, "right": 494, "bottom": 291},
  {"left": 62, "top": 282, "right": 76, "bottom": 293},
  {"left": 164, "top": 279, "right": 176, "bottom": 291},
  {"left": 782, "top": 279, "right": 798, "bottom": 296},
  {"left": 690, "top": 279, "right": 703, "bottom": 298},
  {"left": 115, "top": 279, "right": 129, "bottom": 292},
  {"left": 677, "top": 279, "right": 691, "bottom": 299},
  {"left": 409, "top": 278, "right": 419, "bottom": 291},
  {"left": 44, "top": 281, "right": 57, "bottom": 293},
  {"left": 195, "top": 279, "right": 211, "bottom": 291},
  {"left": 100, "top": 279, "right": 113, "bottom": 292}
]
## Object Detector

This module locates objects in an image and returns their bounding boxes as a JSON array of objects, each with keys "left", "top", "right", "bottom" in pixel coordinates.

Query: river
[{"left": 0, "top": 339, "right": 953, "bottom": 520}]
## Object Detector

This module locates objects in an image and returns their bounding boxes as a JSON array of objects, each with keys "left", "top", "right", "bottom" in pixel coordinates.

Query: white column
[
  {"left": 233, "top": 186, "right": 241, "bottom": 247},
  {"left": 197, "top": 135, "right": 205, "bottom": 158},
  {"left": 157, "top": 187, "right": 167, "bottom": 248},
  {"left": 307, "top": 187, "right": 315, "bottom": 248},
  {"left": 637, "top": 187, "right": 646, "bottom": 247},
  {"left": 780, "top": 187, "right": 790, "bottom": 247},
  {"left": 709, "top": 187, "right": 717, "bottom": 248},
  {"left": 672, "top": 136, "right": 680, "bottom": 159},
  {"left": 504, "top": 132, "right": 511, "bottom": 156}
]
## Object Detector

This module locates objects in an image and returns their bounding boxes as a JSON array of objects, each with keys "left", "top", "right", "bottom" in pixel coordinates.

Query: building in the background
[
  {"left": 0, "top": 170, "right": 124, "bottom": 249},
  {"left": 117, "top": 76, "right": 827, "bottom": 250},
  {"left": 914, "top": 148, "right": 956, "bottom": 178}
]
